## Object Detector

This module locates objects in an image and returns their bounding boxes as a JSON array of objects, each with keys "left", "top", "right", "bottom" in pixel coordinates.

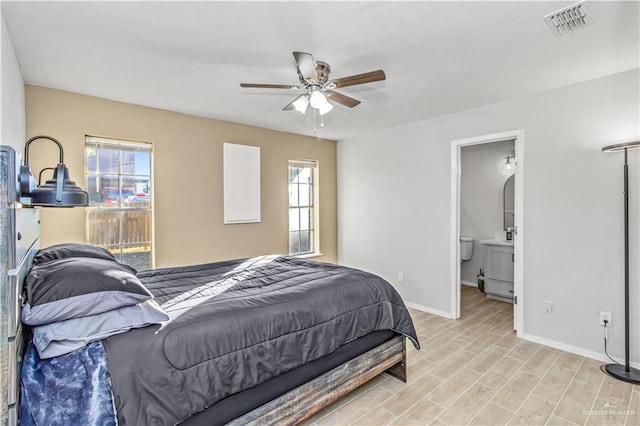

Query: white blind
[
  {"left": 86, "top": 135, "right": 152, "bottom": 151},
  {"left": 289, "top": 159, "right": 317, "bottom": 169}
]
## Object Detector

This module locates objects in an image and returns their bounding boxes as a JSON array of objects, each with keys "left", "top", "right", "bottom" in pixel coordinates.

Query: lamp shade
[
  {"left": 27, "top": 164, "right": 88, "bottom": 207},
  {"left": 20, "top": 135, "right": 89, "bottom": 207},
  {"left": 318, "top": 101, "right": 334, "bottom": 116},
  {"left": 293, "top": 95, "right": 309, "bottom": 114},
  {"left": 309, "top": 90, "right": 327, "bottom": 109},
  {"left": 602, "top": 141, "right": 640, "bottom": 152}
]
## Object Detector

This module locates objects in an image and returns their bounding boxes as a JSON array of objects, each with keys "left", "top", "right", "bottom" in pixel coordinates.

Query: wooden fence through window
[{"left": 87, "top": 209, "right": 151, "bottom": 252}]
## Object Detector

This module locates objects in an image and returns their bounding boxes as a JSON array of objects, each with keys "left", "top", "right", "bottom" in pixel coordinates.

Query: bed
[{"left": 0, "top": 145, "right": 419, "bottom": 426}]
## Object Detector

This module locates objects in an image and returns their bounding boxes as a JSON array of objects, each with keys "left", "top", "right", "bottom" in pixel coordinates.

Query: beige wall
[{"left": 25, "top": 85, "right": 337, "bottom": 267}]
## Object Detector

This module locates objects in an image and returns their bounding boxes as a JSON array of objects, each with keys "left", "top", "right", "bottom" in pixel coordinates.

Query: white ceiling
[{"left": 2, "top": 1, "right": 639, "bottom": 140}]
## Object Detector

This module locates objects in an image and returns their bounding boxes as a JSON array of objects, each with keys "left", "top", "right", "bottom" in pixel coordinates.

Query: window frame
[
  {"left": 287, "top": 159, "right": 320, "bottom": 257},
  {"left": 84, "top": 135, "right": 154, "bottom": 269}
]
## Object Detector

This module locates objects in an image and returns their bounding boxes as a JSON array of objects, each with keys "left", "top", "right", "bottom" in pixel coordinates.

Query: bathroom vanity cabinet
[{"left": 481, "top": 240, "right": 514, "bottom": 303}]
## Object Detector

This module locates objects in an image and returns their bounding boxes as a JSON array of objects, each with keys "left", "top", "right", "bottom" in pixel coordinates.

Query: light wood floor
[{"left": 302, "top": 285, "right": 639, "bottom": 425}]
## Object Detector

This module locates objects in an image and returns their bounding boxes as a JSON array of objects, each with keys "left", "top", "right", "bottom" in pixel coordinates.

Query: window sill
[{"left": 291, "top": 252, "right": 323, "bottom": 259}]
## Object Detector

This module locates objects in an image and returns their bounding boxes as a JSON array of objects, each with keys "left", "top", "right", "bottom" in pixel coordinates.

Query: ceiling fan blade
[
  {"left": 282, "top": 94, "right": 307, "bottom": 111},
  {"left": 292, "top": 51, "right": 317, "bottom": 81},
  {"left": 325, "top": 90, "right": 361, "bottom": 108},
  {"left": 331, "top": 70, "right": 386, "bottom": 88},
  {"left": 240, "top": 83, "right": 300, "bottom": 89}
]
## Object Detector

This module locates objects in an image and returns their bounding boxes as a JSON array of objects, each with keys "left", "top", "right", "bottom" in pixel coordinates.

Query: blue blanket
[{"left": 20, "top": 341, "right": 116, "bottom": 426}]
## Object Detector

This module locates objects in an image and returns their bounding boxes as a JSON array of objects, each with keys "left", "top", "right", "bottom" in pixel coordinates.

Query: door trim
[{"left": 450, "top": 129, "right": 524, "bottom": 337}]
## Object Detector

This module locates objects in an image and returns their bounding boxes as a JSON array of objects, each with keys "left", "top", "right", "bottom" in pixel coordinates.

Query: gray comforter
[{"left": 102, "top": 255, "right": 419, "bottom": 425}]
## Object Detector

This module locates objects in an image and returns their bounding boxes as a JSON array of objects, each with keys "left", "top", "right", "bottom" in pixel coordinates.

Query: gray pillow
[
  {"left": 32, "top": 300, "right": 169, "bottom": 359},
  {"left": 23, "top": 257, "right": 153, "bottom": 326},
  {"left": 33, "top": 243, "right": 118, "bottom": 266}
]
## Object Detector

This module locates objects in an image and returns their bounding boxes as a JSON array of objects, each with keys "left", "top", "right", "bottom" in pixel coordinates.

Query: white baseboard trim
[
  {"left": 402, "top": 304, "right": 640, "bottom": 369},
  {"left": 521, "top": 333, "right": 640, "bottom": 369},
  {"left": 404, "top": 301, "right": 454, "bottom": 319},
  {"left": 461, "top": 280, "right": 477, "bottom": 287}
]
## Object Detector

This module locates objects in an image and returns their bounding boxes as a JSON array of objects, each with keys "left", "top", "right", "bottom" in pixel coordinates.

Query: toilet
[{"left": 460, "top": 236, "right": 474, "bottom": 261}]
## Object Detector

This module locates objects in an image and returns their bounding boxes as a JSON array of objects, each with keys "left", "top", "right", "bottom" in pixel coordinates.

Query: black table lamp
[
  {"left": 601, "top": 140, "right": 640, "bottom": 384},
  {"left": 19, "top": 135, "right": 88, "bottom": 207}
]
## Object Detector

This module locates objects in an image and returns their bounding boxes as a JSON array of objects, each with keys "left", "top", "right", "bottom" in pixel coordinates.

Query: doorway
[{"left": 450, "top": 130, "right": 524, "bottom": 337}]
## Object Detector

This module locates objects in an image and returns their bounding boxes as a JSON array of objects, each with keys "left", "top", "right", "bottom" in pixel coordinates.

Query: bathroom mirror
[{"left": 503, "top": 174, "right": 515, "bottom": 231}]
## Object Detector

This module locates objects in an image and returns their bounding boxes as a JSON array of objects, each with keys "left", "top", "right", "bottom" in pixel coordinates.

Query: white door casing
[{"left": 450, "top": 129, "right": 524, "bottom": 336}]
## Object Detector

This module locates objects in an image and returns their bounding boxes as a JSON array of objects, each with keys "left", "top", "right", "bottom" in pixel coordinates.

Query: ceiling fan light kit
[
  {"left": 241, "top": 51, "right": 386, "bottom": 132},
  {"left": 292, "top": 95, "right": 309, "bottom": 114},
  {"left": 309, "top": 89, "right": 327, "bottom": 109},
  {"left": 318, "top": 100, "right": 333, "bottom": 116}
]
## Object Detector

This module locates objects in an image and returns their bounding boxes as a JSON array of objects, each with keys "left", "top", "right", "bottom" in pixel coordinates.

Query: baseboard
[
  {"left": 521, "top": 333, "right": 640, "bottom": 370},
  {"left": 404, "top": 301, "right": 454, "bottom": 319},
  {"left": 403, "top": 304, "right": 640, "bottom": 368},
  {"left": 461, "top": 280, "right": 477, "bottom": 287}
]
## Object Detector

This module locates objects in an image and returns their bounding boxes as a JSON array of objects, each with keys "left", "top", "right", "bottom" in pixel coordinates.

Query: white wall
[
  {"left": 338, "top": 69, "right": 640, "bottom": 363},
  {"left": 1, "top": 13, "right": 25, "bottom": 154},
  {"left": 460, "top": 140, "right": 515, "bottom": 284}
]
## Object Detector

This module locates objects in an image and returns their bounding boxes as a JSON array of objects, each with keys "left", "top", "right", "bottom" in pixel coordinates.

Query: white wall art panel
[{"left": 223, "top": 143, "right": 261, "bottom": 224}]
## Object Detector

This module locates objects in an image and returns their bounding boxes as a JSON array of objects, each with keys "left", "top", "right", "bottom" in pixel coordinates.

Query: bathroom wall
[{"left": 460, "top": 140, "right": 515, "bottom": 284}]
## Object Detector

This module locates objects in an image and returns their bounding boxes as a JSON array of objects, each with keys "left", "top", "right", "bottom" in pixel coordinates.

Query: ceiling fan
[{"left": 240, "top": 52, "right": 386, "bottom": 118}]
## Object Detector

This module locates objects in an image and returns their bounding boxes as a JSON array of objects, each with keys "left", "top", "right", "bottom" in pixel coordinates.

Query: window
[
  {"left": 85, "top": 136, "right": 153, "bottom": 270},
  {"left": 288, "top": 160, "right": 318, "bottom": 256}
]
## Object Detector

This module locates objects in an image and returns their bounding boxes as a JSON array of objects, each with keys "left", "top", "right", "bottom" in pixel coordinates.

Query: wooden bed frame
[
  {"left": 231, "top": 336, "right": 406, "bottom": 425},
  {"left": 0, "top": 145, "right": 408, "bottom": 426}
]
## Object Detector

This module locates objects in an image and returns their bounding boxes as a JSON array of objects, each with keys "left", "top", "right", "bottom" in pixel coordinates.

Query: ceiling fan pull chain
[{"left": 313, "top": 109, "right": 317, "bottom": 134}]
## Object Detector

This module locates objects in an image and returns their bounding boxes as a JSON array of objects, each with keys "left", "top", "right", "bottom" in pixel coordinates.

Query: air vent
[{"left": 544, "top": 1, "right": 597, "bottom": 37}]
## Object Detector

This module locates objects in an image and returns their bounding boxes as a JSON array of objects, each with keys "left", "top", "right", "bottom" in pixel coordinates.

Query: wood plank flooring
[{"left": 301, "top": 285, "right": 639, "bottom": 425}]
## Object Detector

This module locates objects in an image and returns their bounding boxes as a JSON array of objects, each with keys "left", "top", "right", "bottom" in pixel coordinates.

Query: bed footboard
[{"left": 228, "top": 334, "right": 407, "bottom": 426}]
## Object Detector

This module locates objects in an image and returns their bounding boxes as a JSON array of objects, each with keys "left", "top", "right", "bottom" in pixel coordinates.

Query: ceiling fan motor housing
[
  {"left": 314, "top": 61, "right": 331, "bottom": 84},
  {"left": 298, "top": 61, "right": 331, "bottom": 85}
]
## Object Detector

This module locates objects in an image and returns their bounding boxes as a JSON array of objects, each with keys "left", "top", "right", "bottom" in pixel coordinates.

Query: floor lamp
[{"left": 601, "top": 140, "right": 640, "bottom": 385}]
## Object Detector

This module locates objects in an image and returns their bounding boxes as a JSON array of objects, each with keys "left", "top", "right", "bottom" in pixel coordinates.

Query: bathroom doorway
[{"left": 450, "top": 130, "right": 524, "bottom": 336}]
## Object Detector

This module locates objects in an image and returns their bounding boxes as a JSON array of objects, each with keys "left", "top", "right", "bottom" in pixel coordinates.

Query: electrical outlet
[
  {"left": 544, "top": 301, "right": 552, "bottom": 314},
  {"left": 398, "top": 272, "right": 404, "bottom": 283},
  {"left": 600, "top": 311, "right": 612, "bottom": 326}
]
